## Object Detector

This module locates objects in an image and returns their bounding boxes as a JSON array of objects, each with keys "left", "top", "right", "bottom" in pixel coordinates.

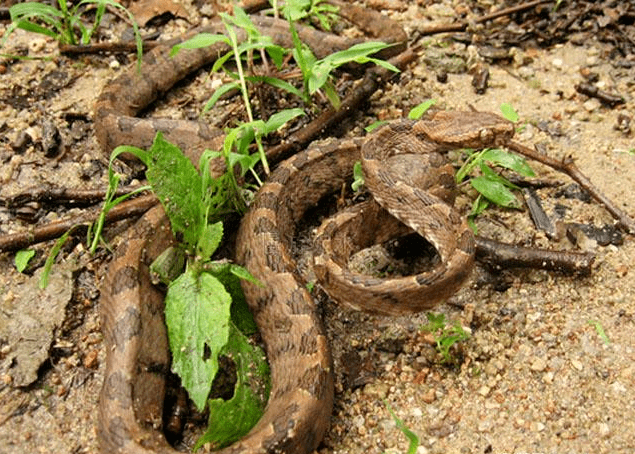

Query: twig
[
  {"left": 415, "top": 0, "right": 552, "bottom": 36},
  {"left": 0, "top": 185, "right": 146, "bottom": 207},
  {"left": 59, "top": 39, "right": 160, "bottom": 55},
  {"left": 507, "top": 140, "right": 635, "bottom": 234},
  {"left": 475, "top": 237, "right": 595, "bottom": 275},
  {"left": 575, "top": 82, "right": 625, "bottom": 107},
  {"left": 0, "top": 194, "right": 158, "bottom": 253}
]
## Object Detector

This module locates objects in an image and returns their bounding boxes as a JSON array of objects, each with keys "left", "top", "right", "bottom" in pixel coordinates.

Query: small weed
[
  {"left": 351, "top": 161, "right": 365, "bottom": 192},
  {"left": 455, "top": 104, "right": 535, "bottom": 233},
  {"left": 14, "top": 249, "right": 35, "bottom": 273},
  {"left": 420, "top": 312, "right": 470, "bottom": 364},
  {"left": 107, "top": 134, "right": 269, "bottom": 449},
  {"left": 2, "top": 0, "right": 142, "bottom": 63},
  {"left": 384, "top": 401, "right": 419, "bottom": 454},
  {"left": 588, "top": 320, "right": 610, "bottom": 345}
]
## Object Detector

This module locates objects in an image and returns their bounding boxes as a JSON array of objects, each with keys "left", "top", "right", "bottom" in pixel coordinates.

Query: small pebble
[
  {"left": 583, "top": 98, "right": 601, "bottom": 112},
  {"left": 598, "top": 422, "right": 611, "bottom": 438},
  {"left": 530, "top": 357, "right": 547, "bottom": 372},
  {"left": 477, "top": 385, "right": 490, "bottom": 397}
]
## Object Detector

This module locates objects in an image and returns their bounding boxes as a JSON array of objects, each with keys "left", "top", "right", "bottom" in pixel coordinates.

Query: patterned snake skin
[{"left": 95, "top": 1, "right": 514, "bottom": 453}]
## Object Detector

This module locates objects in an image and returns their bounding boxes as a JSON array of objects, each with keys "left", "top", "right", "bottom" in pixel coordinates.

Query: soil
[{"left": 0, "top": 1, "right": 634, "bottom": 454}]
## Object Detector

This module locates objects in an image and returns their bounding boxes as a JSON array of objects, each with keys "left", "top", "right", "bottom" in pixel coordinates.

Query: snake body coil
[{"left": 95, "top": 2, "right": 516, "bottom": 452}]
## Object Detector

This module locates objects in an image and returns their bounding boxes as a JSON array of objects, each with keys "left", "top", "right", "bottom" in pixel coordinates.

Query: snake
[{"left": 95, "top": 2, "right": 516, "bottom": 453}]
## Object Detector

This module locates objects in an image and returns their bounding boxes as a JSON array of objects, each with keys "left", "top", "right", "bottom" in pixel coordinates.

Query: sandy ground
[{"left": 0, "top": 1, "right": 634, "bottom": 454}]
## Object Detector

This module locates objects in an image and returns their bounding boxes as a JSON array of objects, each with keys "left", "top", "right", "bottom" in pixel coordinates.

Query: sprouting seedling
[{"left": 420, "top": 312, "right": 470, "bottom": 363}]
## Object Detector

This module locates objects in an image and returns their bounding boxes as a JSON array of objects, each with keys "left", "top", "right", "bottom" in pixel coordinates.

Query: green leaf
[
  {"left": 194, "top": 323, "right": 270, "bottom": 451},
  {"left": 171, "top": 33, "right": 230, "bottom": 57},
  {"left": 481, "top": 148, "right": 535, "bottom": 177},
  {"left": 365, "top": 120, "right": 385, "bottom": 133},
  {"left": 263, "top": 108, "right": 305, "bottom": 134},
  {"left": 228, "top": 263, "right": 262, "bottom": 287},
  {"left": 322, "top": 81, "right": 341, "bottom": 109},
  {"left": 500, "top": 103, "right": 519, "bottom": 123},
  {"left": 40, "top": 225, "right": 80, "bottom": 289},
  {"left": 202, "top": 82, "right": 240, "bottom": 114},
  {"left": 150, "top": 246, "right": 186, "bottom": 285},
  {"left": 10, "top": 2, "right": 63, "bottom": 20},
  {"left": 15, "top": 249, "right": 36, "bottom": 272},
  {"left": 385, "top": 401, "right": 419, "bottom": 454},
  {"left": 408, "top": 99, "right": 437, "bottom": 120},
  {"left": 307, "top": 41, "right": 397, "bottom": 95},
  {"left": 244, "top": 75, "right": 304, "bottom": 100},
  {"left": 307, "top": 61, "right": 331, "bottom": 94},
  {"left": 145, "top": 133, "right": 206, "bottom": 248},
  {"left": 205, "top": 261, "right": 260, "bottom": 335},
  {"left": 197, "top": 221, "right": 223, "bottom": 260},
  {"left": 470, "top": 175, "right": 521, "bottom": 209},
  {"left": 14, "top": 19, "right": 60, "bottom": 40},
  {"left": 468, "top": 194, "right": 489, "bottom": 233},
  {"left": 165, "top": 269, "right": 232, "bottom": 411},
  {"left": 588, "top": 320, "right": 610, "bottom": 345},
  {"left": 351, "top": 161, "right": 365, "bottom": 192},
  {"left": 223, "top": 6, "right": 258, "bottom": 36},
  {"left": 321, "top": 41, "right": 392, "bottom": 67},
  {"left": 479, "top": 161, "right": 519, "bottom": 190}
]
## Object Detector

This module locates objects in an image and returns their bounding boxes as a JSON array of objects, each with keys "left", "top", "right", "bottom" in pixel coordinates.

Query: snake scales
[{"left": 95, "top": 2, "right": 514, "bottom": 453}]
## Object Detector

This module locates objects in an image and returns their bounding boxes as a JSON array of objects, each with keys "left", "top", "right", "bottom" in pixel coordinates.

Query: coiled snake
[{"left": 95, "top": 2, "right": 515, "bottom": 453}]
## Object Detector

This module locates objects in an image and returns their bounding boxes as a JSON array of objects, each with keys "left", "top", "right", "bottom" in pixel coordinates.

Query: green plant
[
  {"left": 588, "top": 320, "right": 610, "bottom": 345},
  {"left": 2, "top": 0, "right": 141, "bottom": 62},
  {"left": 171, "top": 6, "right": 305, "bottom": 182},
  {"left": 408, "top": 99, "right": 437, "bottom": 120},
  {"left": 421, "top": 312, "right": 470, "bottom": 363},
  {"left": 14, "top": 249, "right": 35, "bottom": 273},
  {"left": 171, "top": 5, "right": 397, "bottom": 211},
  {"left": 279, "top": 0, "right": 338, "bottom": 31},
  {"left": 351, "top": 161, "right": 365, "bottom": 191},
  {"left": 384, "top": 400, "right": 419, "bottom": 454},
  {"left": 108, "top": 134, "right": 269, "bottom": 449},
  {"left": 455, "top": 105, "right": 535, "bottom": 233}
]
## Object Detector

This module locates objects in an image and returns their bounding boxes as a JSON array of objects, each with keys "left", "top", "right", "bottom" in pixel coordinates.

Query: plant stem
[{"left": 225, "top": 18, "right": 270, "bottom": 175}]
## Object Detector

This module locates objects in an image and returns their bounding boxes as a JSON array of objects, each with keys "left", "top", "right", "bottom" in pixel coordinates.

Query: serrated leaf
[
  {"left": 194, "top": 323, "right": 270, "bottom": 451},
  {"left": 165, "top": 269, "right": 232, "bottom": 411},
  {"left": 470, "top": 175, "right": 521, "bottom": 208},
  {"left": 145, "top": 133, "right": 205, "bottom": 248},
  {"left": 481, "top": 148, "right": 534, "bottom": 177}
]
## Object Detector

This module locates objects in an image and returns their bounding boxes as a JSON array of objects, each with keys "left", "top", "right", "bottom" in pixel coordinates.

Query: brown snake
[{"left": 95, "top": 2, "right": 515, "bottom": 453}]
